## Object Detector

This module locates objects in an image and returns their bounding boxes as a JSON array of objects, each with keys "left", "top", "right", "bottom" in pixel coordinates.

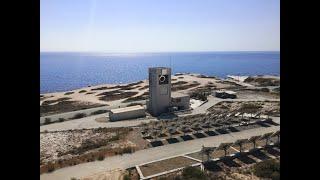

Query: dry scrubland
[
  {"left": 39, "top": 74, "right": 280, "bottom": 178},
  {"left": 40, "top": 74, "right": 266, "bottom": 116},
  {"left": 208, "top": 101, "right": 280, "bottom": 116},
  {"left": 40, "top": 127, "right": 147, "bottom": 174},
  {"left": 244, "top": 76, "right": 280, "bottom": 87}
]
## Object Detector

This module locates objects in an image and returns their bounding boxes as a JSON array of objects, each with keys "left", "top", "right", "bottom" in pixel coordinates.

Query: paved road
[
  {"left": 40, "top": 100, "right": 147, "bottom": 124},
  {"left": 40, "top": 117, "right": 279, "bottom": 180},
  {"left": 40, "top": 114, "right": 156, "bottom": 132}
]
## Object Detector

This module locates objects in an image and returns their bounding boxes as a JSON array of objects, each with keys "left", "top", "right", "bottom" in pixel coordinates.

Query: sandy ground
[
  {"left": 40, "top": 74, "right": 244, "bottom": 108},
  {"left": 40, "top": 74, "right": 279, "bottom": 118},
  {"left": 39, "top": 74, "right": 280, "bottom": 180},
  {"left": 40, "top": 128, "right": 131, "bottom": 164},
  {"left": 80, "top": 168, "right": 124, "bottom": 180}
]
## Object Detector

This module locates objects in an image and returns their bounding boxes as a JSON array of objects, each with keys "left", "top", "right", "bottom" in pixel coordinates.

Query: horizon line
[{"left": 40, "top": 50, "right": 280, "bottom": 54}]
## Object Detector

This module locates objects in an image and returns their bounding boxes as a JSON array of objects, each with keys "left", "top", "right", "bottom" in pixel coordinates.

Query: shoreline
[
  {"left": 40, "top": 73, "right": 280, "bottom": 118},
  {"left": 40, "top": 73, "right": 280, "bottom": 95}
]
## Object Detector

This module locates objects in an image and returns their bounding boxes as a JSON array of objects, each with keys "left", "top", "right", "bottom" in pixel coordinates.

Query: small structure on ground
[
  {"left": 213, "top": 90, "right": 237, "bottom": 99},
  {"left": 109, "top": 105, "right": 146, "bottom": 121},
  {"left": 171, "top": 92, "right": 190, "bottom": 110}
]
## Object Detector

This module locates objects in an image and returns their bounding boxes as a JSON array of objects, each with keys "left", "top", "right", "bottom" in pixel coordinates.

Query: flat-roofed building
[
  {"left": 171, "top": 92, "right": 190, "bottom": 110},
  {"left": 109, "top": 105, "right": 146, "bottom": 121}
]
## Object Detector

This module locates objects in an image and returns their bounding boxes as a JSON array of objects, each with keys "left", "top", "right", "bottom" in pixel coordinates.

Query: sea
[{"left": 40, "top": 52, "right": 280, "bottom": 93}]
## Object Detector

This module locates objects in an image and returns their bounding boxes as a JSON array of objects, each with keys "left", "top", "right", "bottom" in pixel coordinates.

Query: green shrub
[
  {"left": 182, "top": 166, "right": 207, "bottom": 180},
  {"left": 253, "top": 159, "right": 280, "bottom": 180},
  {"left": 70, "top": 177, "right": 78, "bottom": 180},
  {"left": 109, "top": 134, "right": 120, "bottom": 141},
  {"left": 190, "top": 91, "right": 208, "bottom": 101},
  {"left": 119, "top": 147, "right": 134, "bottom": 155},
  {"left": 79, "top": 90, "right": 87, "bottom": 93},
  {"left": 260, "top": 88, "right": 270, "bottom": 92},
  {"left": 71, "top": 113, "right": 87, "bottom": 119},
  {"left": 64, "top": 92, "right": 74, "bottom": 95},
  {"left": 47, "top": 164, "right": 55, "bottom": 172},
  {"left": 123, "top": 174, "right": 131, "bottom": 180},
  {"left": 97, "top": 155, "right": 105, "bottom": 161},
  {"left": 123, "top": 147, "right": 133, "bottom": 154},
  {"left": 44, "top": 118, "right": 51, "bottom": 125},
  {"left": 58, "top": 118, "right": 65, "bottom": 122}
]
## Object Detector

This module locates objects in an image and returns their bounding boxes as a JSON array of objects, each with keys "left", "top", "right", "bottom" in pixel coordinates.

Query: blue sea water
[{"left": 40, "top": 52, "right": 280, "bottom": 93}]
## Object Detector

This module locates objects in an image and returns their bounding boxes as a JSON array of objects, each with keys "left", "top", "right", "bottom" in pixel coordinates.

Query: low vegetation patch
[
  {"left": 244, "top": 77, "right": 280, "bottom": 87},
  {"left": 64, "top": 92, "right": 74, "bottom": 95},
  {"left": 58, "top": 118, "right": 65, "bottom": 122},
  {"left": 79, "top": 90, "right": 87, "bottom": 93},
  {"left": 97, "top": 90, "right": 139, "bottom": 101},
  {"left": 239, "top": 103, "right": 263, "bottom": 113},
  {"left": 181, "top": 166, "right": 208, "bottom": 180},
  {"left": 86, "top": 92, "right": 95, "bottom": 94},
  {"left": 97, "top": 155, "right": 105, "bottom": 161},
  {"left": 44, "top": 118, "right": 51, "bottom": 125},
  {"left": 253, "top": 159, "right": 280, "bottom": 180},
  {"left": 189, "top": 86, "right": 214, "bottom": 101},
  {"left": 41, "top": 100, "right": 104, "bottom": 116},
  {"left": 172, "top": 82, "right": 200, "bottom": 91},
  {"left": 42, "top": 97, "right": 72, "bottom": 106},
  {"left": 208, "top": 101, "right": 279, "bottom": 116},
  {"left": 122, "top": 92, "right": 149, "bottom": 103},
  {"left": 70, "top": 113, "right": 87, "bottom": 119},
  {"left": 47, "top": 163, "right": 55, "bottom": 173},
  {"left": 91, "top": 86, "right": 112, "bottom": 91},
  {"left": 260, "top": 87, "right": 270, "bottom": 92},
  {"left": 190, "top": 91, "right": 208, "bottom": 101}
]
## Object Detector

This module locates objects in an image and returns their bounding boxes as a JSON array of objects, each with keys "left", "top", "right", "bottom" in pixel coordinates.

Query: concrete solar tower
[{"left": 148, "top": 67, "right": 171, "bottom": 116}]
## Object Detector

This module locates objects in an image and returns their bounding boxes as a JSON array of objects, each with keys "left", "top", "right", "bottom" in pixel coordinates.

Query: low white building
[{"left": 109, "top": 105, "right": 146, "bottom": 121}]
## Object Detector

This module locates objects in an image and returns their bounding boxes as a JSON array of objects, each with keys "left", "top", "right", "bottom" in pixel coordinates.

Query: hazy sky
[{"left": 40, "top": 0, "right": 280, "bottom": 52}]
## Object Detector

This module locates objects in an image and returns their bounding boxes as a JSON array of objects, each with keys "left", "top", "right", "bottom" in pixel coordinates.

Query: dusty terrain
[
  {"left": 40, "top": 127, "right": 148, "bottom": 174},
  {"left": 80, "top": 169, "right": 125, "bottom": 180},
  {"left": 40, "top": 74, "right": 247, "bottom": 116},
  {"left": 208, "top": 101, "right": 280, "bottom": 116},
  {"left": 40, "top": 74, "right": 280, "bottom": 117},
  {"left": 40, "top": 128, "right": 128, "bottom": 164},
  {"left": 39, "top": 73, "right": 280, "bottom": 179},
  {"left": 243, "top": 75, "right": 280, "bottom": 87},
  {"left": 40, "top": 100, "right": 104, "bottom": 117}
]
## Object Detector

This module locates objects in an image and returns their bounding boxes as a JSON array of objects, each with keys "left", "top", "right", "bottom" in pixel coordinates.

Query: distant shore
[{"left": 40, "top": 73, "right": 280, "bottom": 117}]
